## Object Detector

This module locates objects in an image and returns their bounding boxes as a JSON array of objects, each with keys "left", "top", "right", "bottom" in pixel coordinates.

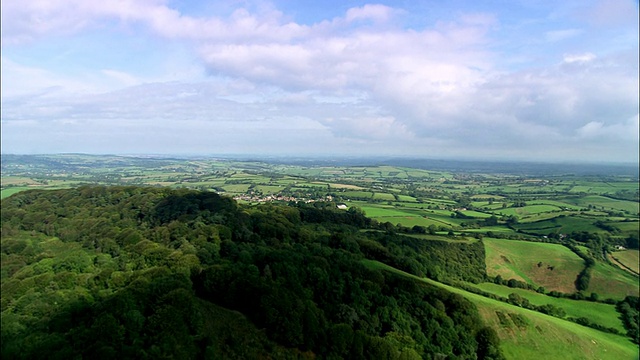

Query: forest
[{"left": 1, "top": 186, "right": 504, "bottom": 359}]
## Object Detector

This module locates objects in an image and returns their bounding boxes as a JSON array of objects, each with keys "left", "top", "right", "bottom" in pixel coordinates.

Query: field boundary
[{"left": 609, "top": 255, "right": 640, "bottom": 277}]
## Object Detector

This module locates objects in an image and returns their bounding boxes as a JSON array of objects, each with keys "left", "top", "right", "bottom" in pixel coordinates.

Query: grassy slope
[
  {"left": 610, "top": 250, "right": 640, "bottom": 274},
  {"left": 471, "top": 282, "right": 625, "bottom": 333},
  {"left": 363, "top": 260, "right": 638, "bottom": 360},
  {"left": 588, "top": 261, "right": 640, "bottom": 300},
  {"left": 513, "top": 216, "right": 603, "bottom": 234},
  {"left": 563, "top": 195, "right": 639, "bottom": 214},
  {"left": 1, "top": 187, "right": 33, "bottom": 199},
  {"left": 484, "top": 238, "right": 584, "bottom": 293}
]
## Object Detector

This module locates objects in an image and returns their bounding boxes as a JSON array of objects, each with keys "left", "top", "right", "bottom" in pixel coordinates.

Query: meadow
[
  {"left": 483, "top": 238, "right": 585, "bottom": 293},
  {"left": 471, "top": 282, "right": 626, "bottom": 333},
  {"left": 513, "top": 216, "right": 603, "bottom": 235},
  {"left": 563, "top": 195, "right": 639, "bottom": 215},
  {"left": 610, "top": 249, "right": 640, "bottom": 274},
  {"left": 588, "top": 261, "right": 640, "bottom": 299},
  {"left": 364, "top": 260, "right": 638, "bottom": 360}
]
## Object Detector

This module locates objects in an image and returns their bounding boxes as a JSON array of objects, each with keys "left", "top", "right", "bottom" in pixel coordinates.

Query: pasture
[
  {"left": 350, "top": 202, "right": 461, "bottom": 228},
  {"left": 562, "top": 195, "right": 639, "bottom": 214},
  {"left": 587, "top": 261, "right": 640, "bottom": 300},
  {"left": 483, "top": 238, "right": 585, "bottom": 293},
  {"left": 606, "top": 220, "right": 640, "bottom": 237},
  {"left": 609, "top": 249, "right": 640, "bottom": 274},
  {"left": 405, "top": 233, "right": 477, "bottom": 243},
  {"left": 527, "top": 199, "right": 583, "bottom": 210},
  {"left": 364, "top": 260, "right": 638, "bottom": 360},
  {"left": 1, "top": 187, "right": 33, "bottom": 199},
  {"left": 1, "top": 177, "right": 43, "bottom": 186},
  {"left": 513, "top": 216, "right": 603, "bottom": 234},
  {"left": 472, "top": 282, "right": 626, "bottom": 333},
  {"left": 493, "top": 204, "right": 563, "bottom": 218}
]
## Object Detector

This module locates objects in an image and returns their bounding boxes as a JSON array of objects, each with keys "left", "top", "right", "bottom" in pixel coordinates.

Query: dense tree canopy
[{"left": 1, "top": 186, "right": 502, "bottom": 359}]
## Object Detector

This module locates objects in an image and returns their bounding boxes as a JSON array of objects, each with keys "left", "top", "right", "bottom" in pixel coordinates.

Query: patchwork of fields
[{"left": 2, "top": 154, "right": 638, "bottom": 358}]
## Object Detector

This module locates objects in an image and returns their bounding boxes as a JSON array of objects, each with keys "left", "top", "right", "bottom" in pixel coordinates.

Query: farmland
[
  {"left": 610, "top": 249, "right": 640, "bottom": 274},
  {"left": 470, "top": 283, "right": 626, "bottom": 332},
  {"left": 365, "top": 260, "right": 639, "bottom": 360},
  {"left": 484, "top": 238, "right": 586, "bottom": 293},
  {"left": 1, "top": 154, "right": 638, "bottom": 358}
]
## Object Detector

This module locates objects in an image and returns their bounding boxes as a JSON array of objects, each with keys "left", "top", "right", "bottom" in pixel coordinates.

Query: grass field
[
  {"left": 396, "top": 194, "right": 417, "bottom": 202},
  {"left": 1, "top": 187, "right": 33, "bottom": 199},
  {"left": 587, "top": 261, "right": 640, "bottom": 300},
  {"left": 472, "top": 282, "right": 626, "bottom": 333},
  {"left": 221, "top": 184, "right": 252, "bottom": 193},
  {"left": 460, "top": 210, "right": 494, "bottom": 218},
  {"left": 254, "top": 185, "right": 284, "bottom": 194},
  {"left": 341, "top": 190, "right": 374, "bottom": 199},
  {"left": 609, "top": 250, "right": 640, "bottom": 274},
  {"left": 484, "top": 239, "right": 585, "bottom": 293},
  {"left": 562, "top": 195, "right": 639, "bottom": 214},
  {"left": 513, "top": 216, "right": 603, "bottom": 234},
  {"left": 355, "top": 205, "right": 417, "bottom": 218},
  {"left": 1, "top": 177, "right": 44, "bottom": 186},
  {"left": 404, "top": 233, "right": 478, "bottom": 243},
  {"left": 372, "top": 192, "right": 396, "bottom": 201},
  {"left": 377, "top": 216, "right": 454, "bottom": 228},
  {"left": 363, "top": 260, "right": 638, "bottom": 360},
  {"left": 527, "top": 200, "right": 584, "bottom": 210},
  {"left": 607, "top": 221, "right": 640, "bottom": 236},
  {"left": 349, "top": 203, "right": 461, "bottom": 228},
  {"left": 494, "top": 205, "right": 563, "bottom": 218}
]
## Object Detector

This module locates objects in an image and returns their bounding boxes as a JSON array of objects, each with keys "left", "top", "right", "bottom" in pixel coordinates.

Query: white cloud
[
  {"left": 577, "top": 114, "right": 640, "bottom": 140},
  {"left": 1, "top": 0, "right": 638, "bottom": 161},
  {"left": 345, "top": 4, "right": 396, "bottom": 24},
  {"left": 0, "top": 0, "right": 309, "bottom": 44}
]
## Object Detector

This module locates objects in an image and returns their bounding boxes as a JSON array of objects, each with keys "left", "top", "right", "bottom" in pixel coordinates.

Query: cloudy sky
[{"left": 1, "top": 0, "right": 638, "bottom": 163}]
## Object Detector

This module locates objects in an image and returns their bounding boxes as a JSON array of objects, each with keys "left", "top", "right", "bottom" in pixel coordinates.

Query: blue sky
[{"left": 1, "top": 0, "right": 638, "bottom": 162}]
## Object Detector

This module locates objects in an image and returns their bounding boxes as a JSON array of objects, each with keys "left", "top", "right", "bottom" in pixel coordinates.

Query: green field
[
  {"left": 355, "top": 204, "right": 417, "bottom": 217},
  {"left": 1, "top": 187, "right": 33, "bottom": 199},
  {"left": 484, "top": 238, "right": 585, "bottom": 293},
  {"left": 2, "top": 155, "right": 639, "bottom": 359},
  {"left": 404, "top": 233, "right": 478, "bottom": 243},
  {"left": 396, "top": 194, "right": 417, "bottom": 202},
  {"left": 562, "top": 195, "right": 639, "bottom": 214},
  {"left": 527, "top": 200, "right": 584, "bottom": 210},
  {"left": 254, "top": 185, "right": 284, "bottom": 194},
  {"left": 372, "top": 192, "right": 396, "bottom": 201},
  {"left": 364, "top": 260, "right": 638, "bottom": 360},
  {"left": 341, "top": 190, "right": 374, "bottom": 199},
  {"left": 349, "top": 203, "right": 461, "bottom": 228},
  {"left": 610, "top": 250, "right": 640, "bottom": 274},
  {"left": 493, "top": 205, "right": 563, "bottom": 217},
  {"left": 472, "top": 282, "right": 626, "bottom": 333},
  {"left": 460, "top": 210, "right": 494, "bottom": 218},
  {"left": 588, "top": 261, "right": 640, "bottom": 300},
  {"left": 607, "top": 221, "right": 640, "bottom": 237},
  {"left": 513, "top": 216, "right": 603, "bottom": 234}
]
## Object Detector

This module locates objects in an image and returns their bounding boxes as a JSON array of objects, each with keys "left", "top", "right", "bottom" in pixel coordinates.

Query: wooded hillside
[{"left": 1, "top": 186, "right": 502, "bottom": 359}]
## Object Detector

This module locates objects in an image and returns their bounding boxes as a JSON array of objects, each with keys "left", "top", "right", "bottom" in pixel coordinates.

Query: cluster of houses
[{"left": 233, "top": 193, "right": 336, "bottom": 204}]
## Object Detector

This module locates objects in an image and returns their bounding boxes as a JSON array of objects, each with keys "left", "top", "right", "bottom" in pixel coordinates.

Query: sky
[{"left": 1, "top": 0, "right": 638, "bottom": 163}]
